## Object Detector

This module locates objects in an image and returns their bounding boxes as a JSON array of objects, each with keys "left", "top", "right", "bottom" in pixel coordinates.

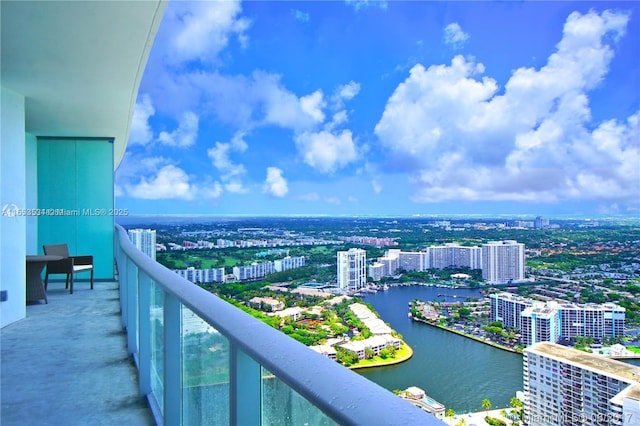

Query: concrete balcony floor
[{"left": 1, "top": 282, "right": 154, "bottom": 425}]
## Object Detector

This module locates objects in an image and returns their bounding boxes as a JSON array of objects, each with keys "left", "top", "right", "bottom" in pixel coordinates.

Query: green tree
[
  {"left": 364, "top": 347, "right": 375, "bottom": 359},
  {"left": 482, "top": 398, "right": 492, "bottom": 415},
  {"left": 510, "top": 396, "right": 523, "bottom": 409},
  {"left": 510, "top": 396, "right": 524, "bottom": 420},
  {"left": 445, "top": 408, "right": 456, "bottom": 425}
]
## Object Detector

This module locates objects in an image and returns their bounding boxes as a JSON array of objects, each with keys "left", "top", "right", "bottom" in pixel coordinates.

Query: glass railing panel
[
  {"left": 261, "top": 367, "right": 337, "bottom": 426},
  {"left": 181, "top": 306, "right": 230, "bottom": 424},
  {"left": 150, "top": 280, "right": 164, "bottom": 413}
]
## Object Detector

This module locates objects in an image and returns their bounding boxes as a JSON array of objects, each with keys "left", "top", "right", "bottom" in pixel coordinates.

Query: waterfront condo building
[
  {"left": 521, "top": 302, "right": 561, "bottom": 347},
  {"left": 482, "top": 240, "right": 526, "bottom": 283},
  {"left": 127, "top": 228, "right": 157, "bottom": 260},
  {"left": 426, "top": 243, "right": 482, "bottom": 270},
  {"left": 523, "top": 342, "right": 640, "bottom": 426},
  {"left": 337, "top": 248, "right": 367, "bottom": 291},
  {"left": 489, "top": 292, "right": 533, "bottom": 329},
  {"left": 398, "top": 250, "right": 429, "bottom": 272},
  {"left": 559, "top": 302, "right": 626, "bottom": 341},
  {"left": 369, "top": 262, "right": 386, "bottom": 281},
  {"left": 378, "top": 249, "right": 401, "bottom": 275},
  {"left": 491, "top": 293, "right": 625, "bottom": 346}
]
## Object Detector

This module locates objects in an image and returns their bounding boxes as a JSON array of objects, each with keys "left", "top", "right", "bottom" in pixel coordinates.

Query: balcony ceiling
[{"left": 1, "top": 0, "right": 166, "bottom": 169}]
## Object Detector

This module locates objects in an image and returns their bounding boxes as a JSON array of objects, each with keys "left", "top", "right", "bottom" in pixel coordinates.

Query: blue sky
[{"left": 115, "top": 1, "right": 640, "bottom": 216}]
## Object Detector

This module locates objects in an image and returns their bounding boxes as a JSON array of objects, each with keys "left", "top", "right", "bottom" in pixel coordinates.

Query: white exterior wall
[
  {"left": 1, "top": 87, "right": 27, "bottom": 327},
  {"left": 337, "top": 248, "right": 367, "bottom": 291},
  {"left": 128, "top": 228, "right": 156, "bottom": 260},
  {"left": 482, "top": 240, "right": 525, "bottom": 283}
]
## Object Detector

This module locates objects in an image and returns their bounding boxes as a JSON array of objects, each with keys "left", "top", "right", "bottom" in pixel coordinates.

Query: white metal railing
[{"left": 115, "top": 224, "right": 444, "bottom": 425}]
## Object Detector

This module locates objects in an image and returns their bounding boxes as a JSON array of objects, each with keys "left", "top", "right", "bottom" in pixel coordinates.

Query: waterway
[{"left": 358, "top": 285, "right": 523, "bottom": 413}]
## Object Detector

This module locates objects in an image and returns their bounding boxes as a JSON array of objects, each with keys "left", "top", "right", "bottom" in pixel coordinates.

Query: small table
[{"left": 26, "top": 255, "right": 62, "bottom": 303}]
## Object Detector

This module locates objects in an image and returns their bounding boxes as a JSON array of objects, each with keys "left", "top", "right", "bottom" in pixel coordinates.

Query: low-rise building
[
  {"left": 248, "top": 296, "right": 285, "bottom": 312},
  {"left": 400, "top": 386, "right": 446, "bottom": 420},
  {"left": 339, "top": 334, "right": 401, "bottom": 360},
  {"left": 270, "top": 307, "right": 304, "bottom": 322}
]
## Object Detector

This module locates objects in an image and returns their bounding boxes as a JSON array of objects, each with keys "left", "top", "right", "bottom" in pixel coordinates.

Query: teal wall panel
[{"left": 37, "top": 138, "right": 114, "bottom": 280}]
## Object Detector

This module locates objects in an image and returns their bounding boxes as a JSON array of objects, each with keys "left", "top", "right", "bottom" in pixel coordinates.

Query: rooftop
[{"left": 526, "top": 342, "right": 640, "bottom": 385}]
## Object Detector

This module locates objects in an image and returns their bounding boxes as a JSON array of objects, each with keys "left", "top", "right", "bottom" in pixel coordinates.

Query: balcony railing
[{"left": 115, "top": 224, "right": 443, "bottom": 425}]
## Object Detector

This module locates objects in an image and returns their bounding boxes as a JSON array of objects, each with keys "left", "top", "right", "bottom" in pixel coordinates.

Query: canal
[{"left": 358, "top": 285, "right": 523, "bottom": 413}]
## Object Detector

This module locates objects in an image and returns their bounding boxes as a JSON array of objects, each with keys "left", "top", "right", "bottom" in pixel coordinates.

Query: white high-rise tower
[
  {"left": 481, "top": 240, "right": 525, "bottom": 283},
  {"left": 128, "top": 228, "right": 157, "bottom": 260},
  {"left": 337, "top": 248, "right": 367, "bottom": 291}
]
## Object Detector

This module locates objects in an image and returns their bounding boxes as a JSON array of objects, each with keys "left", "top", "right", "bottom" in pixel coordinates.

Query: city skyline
[{"left": 115, "top": 1, "right": 639, "bottom": 217}]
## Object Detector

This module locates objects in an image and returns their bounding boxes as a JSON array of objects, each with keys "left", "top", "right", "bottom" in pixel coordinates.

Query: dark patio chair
[{"left": 43, "top": 244, "right": 94, "bottom": 294}]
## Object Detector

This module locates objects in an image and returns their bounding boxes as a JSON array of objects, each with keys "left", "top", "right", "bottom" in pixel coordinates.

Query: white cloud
[
  {"left": 372, "top": 180, "right": 383, "bottom": 194},
  {"left": 295, "top": 130, "right": 358, "bottom": 174},
  {"left": 298, "top": 192, "right": 321, "bottom": 202},
  {"left": 375, "top": 10, "right": 636, "bottom": 208},
  {"left": 207, "top": 133, "right": 248, "bottom": 181},
  {"left": 129, "top": 94, "right": 155, "bottom": 145},
  {"left": 291, "top": 9, "right": 310, "bottom": 23},
  {"left": 167, "top": 1, "right": 250, "bottom": 64},
  {"left": 336, "top": 81, "right": 361, "bottom": 102},
  {"left": 264, "top": 167, "right": 289, "bottom": 197},
  {"left": 329, "top": 110, "right": 349, "bottom": 128},
  {"left": 125, "top": 165, "right": 196, "bottom": 200},
  {"left": 444, "top": 23, "right": 469, "bottom": 49},
  {"left": 224, "top": 181, "right": 248, "bottom": 194},
  {"left": 184, "top": 70, "right": 325, "bottom": 130},
  {"left": 158, "top": 111, "right": 199, "bottom": 147},
  {"left": 345, "top": 0, "right": 388, "bottom": 11},
  {"left": 117, "top": 154, "right": 225, "bottom": 201},
  {"left": 300, "top": 90, "right": 326, "bottom": 123},
  {"left": 375, "top": 55, "right": 497, "bottom": 157},
  {"left": 325, "top": 196, "right": 341, "bottom": 205}
]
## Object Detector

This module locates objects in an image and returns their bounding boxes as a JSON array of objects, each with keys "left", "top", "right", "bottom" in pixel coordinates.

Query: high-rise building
[
  {"left": 426, "top": 243, "right": 482, "bottom": 270},
  {"left": 337, "top": 248, "right": 367, "bottom": 291},
  {"left": 176, "top": 267, "right": 226, "bottom": 284},
  {"left": 490, "top": 293, "right": 625, "bottom": 346},
  {"left": 379, "top": 249, "right": 400, "bottom": 275},
  {"left": 127, "top": 228, "right": 157, "bottom": 260},
  {"left": 534, "top": 216, "right": 550, "bottom": 230},
  {"left": 521, "top": 303, "right": 561, "bottom": 347},
  {"left": 368, "top": 262, "right": 385, "bottom": 281},
  {"left": 489, "top": 292, "right": 533, "bottom": 329},
  {"left": 273, "top": 256, "right": 306, "bottom": 272},
  {"left": 523, "top": 342, "right": 640, "bottom": 426},
  {"left": 482, "top": 240, "right": 525, "bottom": 283},
  {"left": 559, "top": 302, "right": 627, "bottom": 341},
  {"left": 398, "top": 251, "right": 428, "bottom": 272}
]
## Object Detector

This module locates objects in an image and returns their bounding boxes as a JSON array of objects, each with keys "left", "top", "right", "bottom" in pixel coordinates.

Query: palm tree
[
  {"left": 510, "top": 396, "right": 523, "bottom": 409},
  {"left": 510, "top": 396, "right": 524, "bottom": 420},
  {"left": 445, "top": 408, "right": 455, "bottom": 425},
  {"left": 481, "top": 398, "right": 492, "bottom": 416}
]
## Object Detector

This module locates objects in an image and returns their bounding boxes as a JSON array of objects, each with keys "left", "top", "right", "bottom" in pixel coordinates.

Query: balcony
[
  {"left": 2, "top": 226, "right": 442, "bottom": 425},
  {"left": 1, "top": 281, "right": 154, "bottom": 425}
]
